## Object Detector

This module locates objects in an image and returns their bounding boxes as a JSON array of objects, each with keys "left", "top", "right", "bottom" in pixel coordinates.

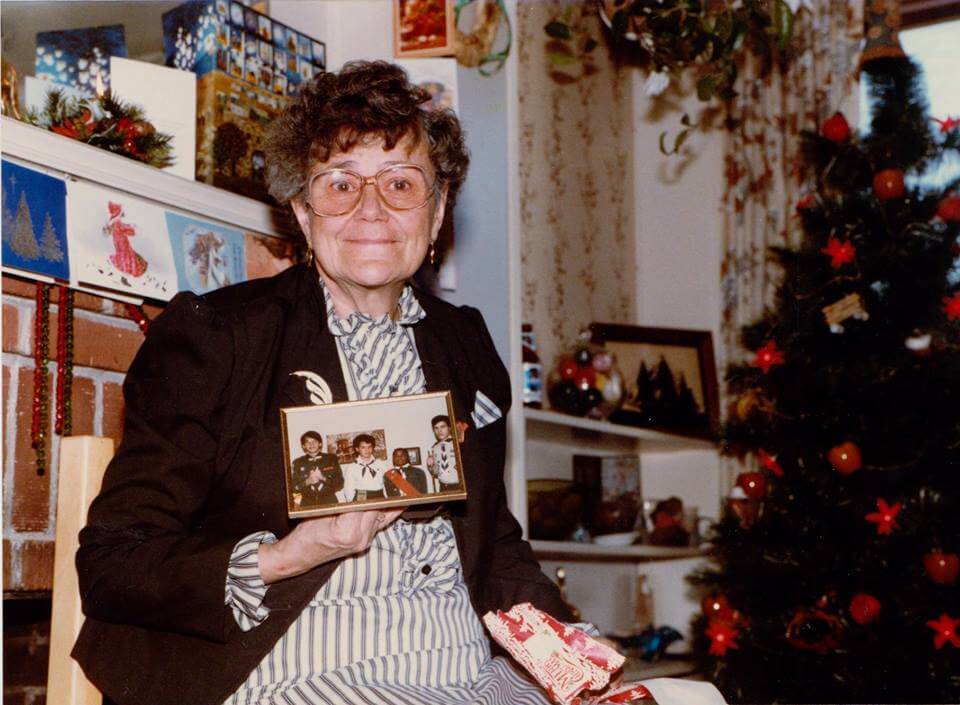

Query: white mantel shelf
[
  {"left": 524, "top": 408, "right": 716, "bottom": 452},
  {"left": 1, "top": 116, "right": 295, "bottom": 239},
  {"left": 530, "top": 540, "right": 708, "bottom": 561}
]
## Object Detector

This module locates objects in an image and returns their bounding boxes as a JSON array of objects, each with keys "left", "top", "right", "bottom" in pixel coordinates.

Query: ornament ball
[
  {"left": 821, "top": 112, "right": 851, "bottom": 143},
  {"left": 558, "top": 357, "right": 578, "bottom": 380},
  {"left": 827, "top": 441, "right": 862, "bottom": 475},
  {"left": 873, "top": 169, "right": 905, "bottom": 200},
  {"left": 937, "top": 195, "right": 960, "bottom": 222},
  {"left": 924, "top": 551, "right": 960, "bottom": 585},
  {"left": 736, "top": 471, "right": 766, "bottom": 500},
  {"left": 849, "top": 593, "right": 881, "bottom": 625}
]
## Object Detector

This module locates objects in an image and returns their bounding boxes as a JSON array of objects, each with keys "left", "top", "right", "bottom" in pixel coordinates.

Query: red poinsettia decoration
[
  {"left": 821, "top": 238, "right": 856, "bottom": 269},
  {"left": 758, "top": 449, "right": 784, "bottom": 477},
  {"left": 933, "top": 116, "right": 960, "bottom": 133},
  {"left": 751, "top": 341, "right": 785, "bottom": 374},
  {"left": 926, "top": 613, "right": 960, "bottom": 649},
  {"left": 865, "top": 498, "right": 901, "bottom": 535},
  {"left": 705, "top": 619, "right": 740, "bottom": 656},
  {"left": 943, "top": 293, "right": 960, "bottom": 321}
]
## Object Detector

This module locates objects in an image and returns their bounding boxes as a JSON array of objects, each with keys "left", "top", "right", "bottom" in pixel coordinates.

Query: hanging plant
[
  {"left": 543, "top": 3, "right": 602, "bottom": 84},
  {"left": 546, "top": 0, "right": 795, "bottom": 150},
  {"left": 26, "top": 89, "right": 174, "bottom": 169}
]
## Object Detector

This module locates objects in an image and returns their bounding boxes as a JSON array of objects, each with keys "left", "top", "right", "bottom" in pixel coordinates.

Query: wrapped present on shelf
[
  {"left": 35, "top": 24, "right": 128, "bottom": 95},
  {"left": 162, "top": 0, "right": 325, "bottom": 99},
  {"left": 196, "top": 70, "right": 287, "bottom": 202}
]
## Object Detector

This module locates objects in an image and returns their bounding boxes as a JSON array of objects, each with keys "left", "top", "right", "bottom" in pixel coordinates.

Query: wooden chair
[{"left": 48, "top": 435, "right": 114, "bottom": 705}]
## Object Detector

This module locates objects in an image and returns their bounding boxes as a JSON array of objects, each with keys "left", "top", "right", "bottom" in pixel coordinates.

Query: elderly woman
[{"left": 72, "top": 61, "right": 579, "bottom": 705}]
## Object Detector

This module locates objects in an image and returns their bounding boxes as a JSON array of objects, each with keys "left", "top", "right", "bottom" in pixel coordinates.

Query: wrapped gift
[
  {"left": 35, "top": 25, "right": 128, "bottom": 95},
  {"left": 483, "top": 603, "right": 655, "bottom": 705},
  {"left": 195, "top": 70, "right": 288, "bottom": 202},
  {"left": 162, "top": 0, "right": 325, "bottom": 98}
]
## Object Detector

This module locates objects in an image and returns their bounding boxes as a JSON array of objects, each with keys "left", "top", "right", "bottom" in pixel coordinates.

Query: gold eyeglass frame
[{"left": 304, "top": 163, "right": 438, "bottom": 218}]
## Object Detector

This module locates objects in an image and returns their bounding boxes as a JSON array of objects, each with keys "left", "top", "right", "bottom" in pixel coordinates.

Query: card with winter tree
[
  {"left": 67, "top": 180, "right": 176, "bottom": 300},
  {"left": 1, "top": 160, "right": 70, "bottom": 281},
  {"left": 165, "top": 212, "right": 246, "bottom": 294},
  {"left": 590, "top": 323, "right": 719, "bottom": 440}
]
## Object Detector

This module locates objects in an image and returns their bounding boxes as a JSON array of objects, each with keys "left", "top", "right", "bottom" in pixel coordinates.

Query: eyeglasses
[{"left": 305, "top": 163, "right": 437, "bottom": 217}]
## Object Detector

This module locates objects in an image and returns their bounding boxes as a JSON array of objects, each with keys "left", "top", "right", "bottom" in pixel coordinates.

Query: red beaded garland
[
  {"left": 124, "top": 303, "right": 151, "bottom": 334},
  {"left": 32, "top": 284, "right": 52, "bottom": 475},
  {"left": 55, "top": 286, "right": 76, "bottom": 436}
]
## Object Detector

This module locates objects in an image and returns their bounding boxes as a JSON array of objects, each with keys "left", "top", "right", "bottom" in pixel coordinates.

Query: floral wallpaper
[{"left": 517, "top": 0, "right": 634, "bottom": 371}]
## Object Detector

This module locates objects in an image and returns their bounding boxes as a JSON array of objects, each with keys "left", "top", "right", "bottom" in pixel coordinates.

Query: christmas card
[
  {"left": 1, "top": 160, "right": 70, "bottom": 281},
  {"left": 165, "top": 212, "right": 246, "bottom": 293},
  {"left": 67, "top": 180, "right": 177, "bottom": 300}
]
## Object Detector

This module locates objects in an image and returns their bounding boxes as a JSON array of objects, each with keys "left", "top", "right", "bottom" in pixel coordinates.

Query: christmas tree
[
  {"left": 11, "top": 192, "right": 40, "bottom": 260},
  {"left": 39, "top": 212, "right": 65, "bottom": 262},
  {"left": 690, "top": 55, "right": 960, "bottom": 703}
]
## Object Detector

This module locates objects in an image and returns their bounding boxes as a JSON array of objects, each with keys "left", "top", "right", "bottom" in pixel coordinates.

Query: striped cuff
[
  {"left": 570, "top": 621, "right": 601, "bottom": 637},
  {"left": 224, "top": 530, "right": 277, "bottom": 631},
  {"left": 471, "top": 389, "right": 503, "bottom": 429}
]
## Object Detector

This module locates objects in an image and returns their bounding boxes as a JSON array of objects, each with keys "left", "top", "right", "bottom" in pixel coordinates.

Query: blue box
[{"left": 162, "top": 0, "right": 326, "bottom": 95}]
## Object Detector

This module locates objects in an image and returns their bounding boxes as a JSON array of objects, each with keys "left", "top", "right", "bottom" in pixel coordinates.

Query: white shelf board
[
  {"left": 1, "top": 117, "right": 295, "bottom": 239},
  {"left": 524, "top": 408, "right": 716, "bottom": 451},
  {"left": 530, "top": 540, "right": 707, "bottom": 561}
]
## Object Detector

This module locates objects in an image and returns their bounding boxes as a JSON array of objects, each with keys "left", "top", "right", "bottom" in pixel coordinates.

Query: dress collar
[{"left": 319, "top": 277, "right": 426, "bottom": 336}]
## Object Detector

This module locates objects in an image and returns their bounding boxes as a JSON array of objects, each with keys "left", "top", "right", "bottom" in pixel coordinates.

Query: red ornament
[
  {"left": 786, "top": 608, "right": 842, "bottom": 654},
  {"left": 926, "top": 613, "right": 960, "bottom": 649},
  {"left": 821, "top": 112, "right": 851, "bottom": 143},
  {"left": 873, "top": 169, "right": 905, "bottom": 200},
  {"left": 736, "top": 472, "right": 766, "bottom": 500},
  {"left": 933, "top": 116, "right": 960, "bottom": 133},
  {"left": 943, "top": 293, "right": 960, "bottom": 321},
  {"left": 795, "top": 193, "right": 816, "bottom": 213},
  {"left": 937, "top": 196, "right": 960, "bottom": 222},
  {"left": 821, "top": 238, "right": 856, "bottom": 269},
  {"left": 572, "top": 367, "right": 596, "bottom": 390},
  {"left": 705, "top": 619, "right": 740, "bottom": 656},
  {"left": 849, "top": 593, "right": 881, "bottom": 625},
  {"left": 865, "top": 498, "right": 901, "bottom": 535},
  {"left": 558, "top": 357, "right": 578, "bottom": 380},
  {"left": 751, "top": 340, "right": 785, "bottom": 374},
  {"left": 758, "top": 449, "right": 784, "bottom": 477},
  {"left": 123, "top": 303, "right": 151, "bottom": 335},
  {"left": 924, "top": 551, "right": 960, "bottom": 585},
  {"left": 827, "top": 441, "right": 862, "bottom": 475}
]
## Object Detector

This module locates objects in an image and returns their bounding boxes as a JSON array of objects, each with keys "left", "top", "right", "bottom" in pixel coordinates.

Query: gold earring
[
  {"left": 429, "top": 243, "right": 436, "bottom": 266},
  {"left": 305, "top": 248, "right": 314, "bottom": 266}
]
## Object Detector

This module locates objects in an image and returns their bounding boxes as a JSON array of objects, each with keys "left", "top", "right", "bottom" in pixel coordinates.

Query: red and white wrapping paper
[{"left": 483, "top": 603, "right": 653, "bottom": 704}]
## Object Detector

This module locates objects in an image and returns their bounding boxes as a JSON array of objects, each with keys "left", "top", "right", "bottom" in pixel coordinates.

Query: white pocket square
[{"left": 471, "top": 389, "right": 503, "bottom": 428}]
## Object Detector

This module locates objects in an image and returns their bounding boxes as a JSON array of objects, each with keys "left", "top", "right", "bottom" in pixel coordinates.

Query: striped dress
[{"left": 223, "top": 283, "right": 555, "bottom": 705}]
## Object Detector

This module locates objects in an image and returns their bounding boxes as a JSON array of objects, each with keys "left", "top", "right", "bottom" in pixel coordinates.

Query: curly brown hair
[{"left": 265, "top": 60, "right": 469, "bottom": 209}]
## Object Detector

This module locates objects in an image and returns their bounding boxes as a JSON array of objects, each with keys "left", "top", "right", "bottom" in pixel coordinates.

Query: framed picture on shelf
[
  {"left": 280, "top": 391, "right": 466, "bottom": 518},
  {"left": 589, "top": 323, "right": 720, "bottom": 440},
  {"left": 393, "top": 0, "right": 456, "bottom": 57}
]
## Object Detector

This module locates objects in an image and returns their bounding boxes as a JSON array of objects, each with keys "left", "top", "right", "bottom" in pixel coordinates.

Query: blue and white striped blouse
[{"left": 222, "top": 282, "right": 552, "bottom": 705}]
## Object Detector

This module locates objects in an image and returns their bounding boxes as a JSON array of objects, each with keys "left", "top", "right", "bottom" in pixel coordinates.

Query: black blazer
[{"left": 73, "top": 265, "right": 571, "bottom": 705}]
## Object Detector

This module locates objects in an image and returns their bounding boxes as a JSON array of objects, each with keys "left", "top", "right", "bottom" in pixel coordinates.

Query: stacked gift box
[{"left": 162, "top": 0, "right": 325, "bottom": 98}]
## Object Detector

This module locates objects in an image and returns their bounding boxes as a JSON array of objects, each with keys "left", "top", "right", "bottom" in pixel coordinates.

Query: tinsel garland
[
  {"left": 124, "top": 303, "right": 151, "bottom": 334},
  {"left": 55, "top": 286, "right": 75, "bottom": 436},
  {"left": 26, "top": 89, "right": 174, "bottom": 169},
  {"left": 31, "top": 284, "right": 51, "bottom": 475}
]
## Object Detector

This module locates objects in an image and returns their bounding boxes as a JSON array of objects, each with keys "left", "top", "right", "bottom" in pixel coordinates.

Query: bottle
[
  {"left": 522, "top": 323, "right": 543, "bottom": 408},
  {"left": 632, "top": 573, "right": 654, "bottom": 633},
  {"left": 555, "top": 566, "right": 582, "bottom": 622}
]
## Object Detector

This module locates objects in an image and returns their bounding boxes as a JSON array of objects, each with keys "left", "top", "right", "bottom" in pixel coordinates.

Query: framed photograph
[
  {"left": 589, "top": 323, "right": 720, "bottom": 440},
  {"left": 394, "top": 0, "right": 456, "bottom": 58},
  {"left": 280, "top": 391, "right": 467, "bottom": 518}
]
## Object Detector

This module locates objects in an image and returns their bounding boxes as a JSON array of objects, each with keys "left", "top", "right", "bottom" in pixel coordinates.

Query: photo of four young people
[{"left": 288, "top": 414, "right": 463, "bottom": 515}]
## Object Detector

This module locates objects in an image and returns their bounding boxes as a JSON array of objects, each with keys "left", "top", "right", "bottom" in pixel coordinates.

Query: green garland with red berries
[{"left": 26, "top": 89, "right": 174, "bottom": 169}]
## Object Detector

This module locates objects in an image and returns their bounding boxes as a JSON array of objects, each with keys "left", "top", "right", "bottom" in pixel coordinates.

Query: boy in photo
[
  {"left": 341, "top": 434, "right": 388, "bottom": 502},
  {"left": 384, "top": 448, "right": 428, "bottom": 498},
  {"left": 427, "top": 415, "right": 461, "bottom": 492},
  {"left": 290, "top": 431, "right": 343, "bottom": 506}
]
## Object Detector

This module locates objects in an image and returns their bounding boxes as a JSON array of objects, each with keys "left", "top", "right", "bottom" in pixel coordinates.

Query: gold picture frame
[
  {"left": 393, "top": 0, "right": 457, "bottom": 58},
  {"left": 280, "top": 390, "right": 467, "bottom": 518}
]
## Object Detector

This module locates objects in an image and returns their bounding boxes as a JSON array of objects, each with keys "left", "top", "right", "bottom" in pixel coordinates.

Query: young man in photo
[
  {"left": 291, "top": 431, "right": 343, "bottom": 499},
  {"left": 340, "top": 434, "right": 388, "bottom": 501},
  {"left": 384, "top": 448, "right": 428, "bottom": 497},
  {"left": 427, "top": 415, "right": 461, "bottom": 492}
]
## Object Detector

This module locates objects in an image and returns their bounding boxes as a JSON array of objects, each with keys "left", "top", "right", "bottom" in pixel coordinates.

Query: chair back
[{"left": 48, "top": 435, "right": 114, "bottom": 705}]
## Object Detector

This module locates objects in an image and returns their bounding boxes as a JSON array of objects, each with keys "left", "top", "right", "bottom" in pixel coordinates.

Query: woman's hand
[{"left": 258, "top": 507, "right": 404, "bottom": 584}]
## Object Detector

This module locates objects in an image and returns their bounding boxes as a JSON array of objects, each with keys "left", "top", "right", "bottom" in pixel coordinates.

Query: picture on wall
[
  {"left": 165, "top": 212, "right": 246, "bottom": 293},
  {"left": 590, "top": 323, "right": 720, "bottom": 440},
  {"left": 281, "top": 391, "right": 467, "bottom": 518},
  {"left": 394, "top": 0, "right": 456, "bottom": 58},
  {"left": 67, "top": 180, "right": 177, "bottom": 300},
  {"left": 395, "top": 57, "right": 458, "bottom": 113},
  {"left": 1, "top": 160, "right": 70, "bottom": 281}
]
